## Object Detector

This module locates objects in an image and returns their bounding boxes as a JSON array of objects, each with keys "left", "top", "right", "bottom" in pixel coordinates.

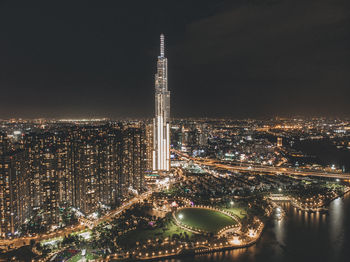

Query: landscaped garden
[
  {"left": 176, "top": 208, "right": 237, "bottom": 233},
  {"left": 223, "top": 206, "right": 247, "bottom": 219},
  {"left": 68, "top": 251, "right": 98, "bottom": 262},
  {"left": 117, "top": 219, "right": 192, "bottom": 247}
]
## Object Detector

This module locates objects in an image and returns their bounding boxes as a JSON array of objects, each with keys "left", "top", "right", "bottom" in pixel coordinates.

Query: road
[
  {"left": 0, "top": 191, "right": 153, "bottom": 251},
  {"left": 173, "top": 150, "right": 350, "bottom": 180}
]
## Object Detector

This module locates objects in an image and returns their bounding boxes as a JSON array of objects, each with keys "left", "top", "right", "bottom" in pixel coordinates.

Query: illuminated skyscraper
[
  {"left": 121, "top": 123, "right": 146, "bottom": 194},
  {"left": 277, "top": 137, "right": 283, "bottom": 147},
  {"left": 145, "top": 123, "right": 154, "bottom": 171},
  {"left": 153, "top": 34, "right": 170, "bottom": 171}
]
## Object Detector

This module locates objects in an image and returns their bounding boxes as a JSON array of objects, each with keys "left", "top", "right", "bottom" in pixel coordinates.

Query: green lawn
[
  {"left": 41, "top": 229, "right": 91, "bottom": 246},
  {"left": 40, "top": 236, "right": 63, "bottom": 246},
  {"left": 223, "top": 207, "right": 247, "bottom": 219},
  {"left": 69, "top": 252, "right": 98, "bottom": 262},
  {"left": 118, "top": 221, "right": 192, "bottom": 246},
  {"left": 71, "top": 228, "right": 91, "bottom": 236},
  {"left": 176, "top": 208, "right": 237, "bottom": 233}
]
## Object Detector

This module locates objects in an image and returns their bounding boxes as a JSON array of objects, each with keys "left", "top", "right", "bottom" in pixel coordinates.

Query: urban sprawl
[{"left": 0, "top": 35, "right": 349, "bottom": 261}]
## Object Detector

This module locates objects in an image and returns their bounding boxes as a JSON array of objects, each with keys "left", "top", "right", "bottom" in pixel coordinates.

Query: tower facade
[
  {"left": 153, "top": 34, "right": 170, "bottom": 171},
  {"left": 277, "top": 137, "right": 282, "bottom": 147}
]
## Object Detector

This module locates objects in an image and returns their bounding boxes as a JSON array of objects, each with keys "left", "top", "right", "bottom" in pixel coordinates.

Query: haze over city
[{"left": 0, "top": 0, "right": 349, "bottom": 119}]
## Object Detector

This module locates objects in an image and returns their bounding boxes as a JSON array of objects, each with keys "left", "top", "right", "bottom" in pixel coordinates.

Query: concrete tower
[{"left": 153, "top": 34, "right": 170, "bottom": 171}]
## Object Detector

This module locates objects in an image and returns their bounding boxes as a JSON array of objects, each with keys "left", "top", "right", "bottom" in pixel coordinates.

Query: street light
[{"left": 178, "top": 214, "right": 184, "bottom": 220}]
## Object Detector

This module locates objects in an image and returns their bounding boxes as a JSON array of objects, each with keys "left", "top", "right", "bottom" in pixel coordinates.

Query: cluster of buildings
[
  {"left": 171, "top": 121, "right": 209, "bottom": 155},
  {"left": 0, "top": 123, "right": 152, "bottom": 237},
  {"left": 171, "top": 119, "right": 279, "bottom": 165},
  {"left": 0, "top": 34, "right": 172, "bottom": 238}
]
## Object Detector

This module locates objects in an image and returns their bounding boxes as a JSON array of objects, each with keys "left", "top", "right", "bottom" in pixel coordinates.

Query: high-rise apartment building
[
  {"left": 0, "top": 133, "right": 26, "bottom": 237},
  {"left": 23, "top": 133, "right": 66, "bottom": 226},
  {"left": 145, "top": 123, "right": 154, "bottom": 171},
  {"left": 121, "top": 123, "right": 146, "bottom": 196},
  {"left": 277, "top": 137, "right": 283, "bottom": 147},
  {"left": 0, "top": 123, "right": 148, "bottom": 236}
]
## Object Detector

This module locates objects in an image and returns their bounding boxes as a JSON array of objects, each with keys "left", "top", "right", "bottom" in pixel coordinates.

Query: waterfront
[
  {"left": 292, "top": 138, "right": 350, "bottom": 172},
  {"left": 162, "top": 192, "right": 350, "bottom": 262}
]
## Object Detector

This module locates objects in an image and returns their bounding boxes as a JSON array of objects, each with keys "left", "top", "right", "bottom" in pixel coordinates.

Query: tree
[{"left": 30, "top": 239, "right": 35, "bottom": 247}]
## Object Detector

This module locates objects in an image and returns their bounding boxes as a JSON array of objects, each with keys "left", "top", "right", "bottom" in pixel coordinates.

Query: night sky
[{"left": 0, "top": 0, "right": 349, "bottom": 119}]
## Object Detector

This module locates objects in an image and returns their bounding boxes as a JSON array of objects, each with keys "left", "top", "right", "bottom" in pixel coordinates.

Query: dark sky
[{"left": 0, "top": 0, "right": 349, "bottom": 119}]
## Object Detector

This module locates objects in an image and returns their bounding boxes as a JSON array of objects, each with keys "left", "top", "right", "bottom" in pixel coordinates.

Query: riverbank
[
  {"left": 165, "top": 189, "right": 350, "bottom": 262},
  {"left": 290, "top": 186, "right": 350, "bottom": 213},
  {"left": 105, "top": 219, "right": 264, "bottom": 262}
]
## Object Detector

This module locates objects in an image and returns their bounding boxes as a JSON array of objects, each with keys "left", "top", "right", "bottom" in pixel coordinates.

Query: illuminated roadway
[
  {"left": 173, "top": 149, "right": 350, "bottom": 180},
  {"left": 2, "top": 151, "right": 349, "bottom": 251},
  {"left": 0, "top": 191, "right": 153, "bottom": 251}
]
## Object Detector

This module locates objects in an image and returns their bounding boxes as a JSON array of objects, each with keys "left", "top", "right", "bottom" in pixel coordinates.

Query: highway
[
  {"left": 173, "top": 150, "right": 350, "bottom": 180},
  {"left": 2, "top": 151, "right": 348, "bottom": 251}
]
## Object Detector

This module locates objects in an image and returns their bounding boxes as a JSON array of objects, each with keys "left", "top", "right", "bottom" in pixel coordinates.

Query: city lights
[
  {"left": 153, "top": 34, "right": 171, "bottom": 172},
  {"left": 0, "top": 8, "right": 348, "bottom": 260}
]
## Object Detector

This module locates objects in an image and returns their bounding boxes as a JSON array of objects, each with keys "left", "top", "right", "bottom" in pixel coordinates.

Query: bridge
[
  {"left": 268, "top": 194, "right": 291, "bottom": 201},
  {"left": 172, "top": 150, "right": 350, "bottom": 180}
]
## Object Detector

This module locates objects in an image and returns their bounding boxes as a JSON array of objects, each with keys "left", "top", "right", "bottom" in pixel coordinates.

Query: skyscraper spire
[
  {"left": 160, "top": 34, "right": 165, "bottom": 57},
  {"left": 153, "top": 33, "right": 170, "bottom": 172}
]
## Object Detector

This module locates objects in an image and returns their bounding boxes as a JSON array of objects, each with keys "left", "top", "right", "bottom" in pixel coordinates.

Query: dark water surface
[
  {"left": 161, "top": 193, "right": 350, "bottom": 262},
  {"left": 292, "top": 138, "right": 350, "bottom": 172},
  {"left": 2, "top": 189, "right": 349, "bottom": 262}
]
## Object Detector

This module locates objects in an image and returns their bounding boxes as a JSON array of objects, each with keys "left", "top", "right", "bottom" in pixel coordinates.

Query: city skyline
[
  {"left": 2, "top": 117, "right": 350, "bottom": 261},
  {"left": 0, "top": 2, "right": 350, "bottom": 261},
  {"left": 0, "top": 0, "right": 349, "bottom": 119}
]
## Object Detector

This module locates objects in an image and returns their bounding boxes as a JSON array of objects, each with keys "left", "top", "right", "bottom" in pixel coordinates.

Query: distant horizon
[
  {"left": 0, "top": 1, "right": 349, "bottom": 118},
  {"left": 1, "top": 115, "right": 350, "bottom": 121}
]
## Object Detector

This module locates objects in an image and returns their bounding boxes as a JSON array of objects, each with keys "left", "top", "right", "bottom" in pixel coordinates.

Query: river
[
  {"left": 161, "top": 192, "right": 350, "bottom": 262},
  {"left": 2, "top": 189, "right": 349, "bottom": 262}
]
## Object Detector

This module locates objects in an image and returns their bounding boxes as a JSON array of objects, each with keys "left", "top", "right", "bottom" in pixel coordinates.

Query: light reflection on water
[
  {"left": 329, "top": 197, "right": 344, "bottom": 261},
  {"left": 275, "top": 219, "right": 285, "bottom": 246},
  {"left": 162, "top": 193, "right": 350, "bottom": 262}
]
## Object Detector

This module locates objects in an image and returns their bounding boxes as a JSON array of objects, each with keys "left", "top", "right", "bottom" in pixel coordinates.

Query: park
[{"left": 176, "top": 207, "right": 238, "bottom": 233}]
